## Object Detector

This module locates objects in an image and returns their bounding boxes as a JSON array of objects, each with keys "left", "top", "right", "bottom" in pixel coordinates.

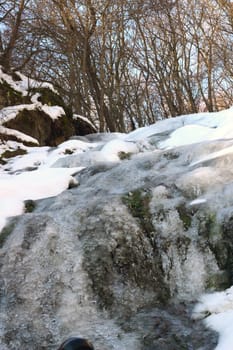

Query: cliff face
[{"left": 2, "top": 125, "right": 233, "bottom": 349}]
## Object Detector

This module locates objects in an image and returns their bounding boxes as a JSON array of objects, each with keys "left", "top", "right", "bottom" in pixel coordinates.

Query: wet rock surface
[{"left": 1, "top": 140, "right": 232, "bottom": 349}]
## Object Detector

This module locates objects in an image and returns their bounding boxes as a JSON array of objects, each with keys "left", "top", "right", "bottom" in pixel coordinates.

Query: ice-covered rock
[
  {"left": 2, "top": 139, "right": 233, "bottom": 349},
  {"left": 3, "top": 108, "right": 233, "bottom": 349}
]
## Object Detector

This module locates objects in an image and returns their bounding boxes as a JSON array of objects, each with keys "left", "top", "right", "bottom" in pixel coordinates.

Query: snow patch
[
  {"left": 41, "top": 105, "right": 65, "bottom": 120},
  {"left": 0, "top": 125, "right": 39, "bottom": 145}
]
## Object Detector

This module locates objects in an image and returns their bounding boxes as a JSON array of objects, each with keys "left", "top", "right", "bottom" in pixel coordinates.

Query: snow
[
  {"left": 0, "top": 104, "right": 40, "bottom": 124},
  {"left": 0, "top": 167, "right": 83, "bottom": 230},
  {"left": 158, "top": 124, "right": 213, "bottom": 149},
  {"left": 0, "top": 125, "right": 39, "bottom": 145},
  {"left": 0, "top": 65, "right": 57, "bottom": 96},
  {"left": 100, "top": 139, "right": 139, "bottom": 162},
  {"left": 0, "top": 103, "right": 65, "bottom": 126},
  {"left": 125, "top": 107, "right": 233, "bottom": 146},
  {"left": 193, "top": 287, "right": 233, "bottom": 350},
  {"left": 41, "top": 105, "right": 64, "bottom": 120},
  {"left": 190, "top": 144, "right": 233, "bottom": 167},
  {"left": 2, "top": 103, "right": 233, "bottom": 349},
  {"left": 73, "top": 113, "right": 97, "bottom": 130},
  {"left": 0, "top": 66, "right": 65, "bottom": 126},
  {"left": 189, "top": 198, "right": 207, "bottom": 206}
]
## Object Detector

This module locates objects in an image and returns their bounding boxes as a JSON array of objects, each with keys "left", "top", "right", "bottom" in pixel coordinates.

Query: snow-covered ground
[{"left": 2, "top": 106, "right": 233, "bottom": 349}]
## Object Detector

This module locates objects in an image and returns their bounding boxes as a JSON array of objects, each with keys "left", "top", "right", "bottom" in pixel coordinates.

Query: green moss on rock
[
  {"left": 198, "top": 210, "right": 233, "bottom": 288},
  {"left": 4, "top": 108, "right": 75, "bottom": 146},
  {"left": 122, "top": 189, "right": 154, "bottom": 236},
  {"left": 118, "top": 151, "right": 132, "bottom": 160},
  {"left": 0, "top": 80, "right": 29, "bottom": 108},
  {"left": 24, "top": 200, "right": 36, "bottom": 213},
  {"left": 1, "top": 148, "right": 27, "bottom": 160},
  {"left": 0, "top": 147, "right": 27, "bottom": 165},
  {"left": 0, "top": 220, "right": 16, "bottom": 248},
  {"left": 206, "top": 271, "right": 229, "bottom": 290},
  {"left": 30, "top": 87, "right": 73, "bottom": 118},
  {"left": 177, "top": 204, "right": 193, "bottom": 230}
]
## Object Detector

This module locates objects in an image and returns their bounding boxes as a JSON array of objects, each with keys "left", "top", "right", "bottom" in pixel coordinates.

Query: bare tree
[{"left": 1, "top": 0, "right": 233, "bottom": 131}]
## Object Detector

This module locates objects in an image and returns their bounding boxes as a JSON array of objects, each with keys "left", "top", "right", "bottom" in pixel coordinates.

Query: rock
[
  {"left": 3, "top": 108, "right": 75, "bottom": 147},
  {"left": 1, "top": 139, "right": 230, "bottom": 349},
  {"left": 0, "top": 80, "right": 29, "bottom": 108},
  {"left": 72, "top": 115, "right": 97, "bottom": 136},
  {"left": 0, "top": 68, "right": 97, "bottom": 148}
]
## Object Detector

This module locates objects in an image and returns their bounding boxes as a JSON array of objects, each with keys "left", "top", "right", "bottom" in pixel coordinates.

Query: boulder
[
  {"left": 0, "top": 80, "right": 28, "bottom": 109},
  {"left": 72, "top": 115, "right": 97, "bottom": 136},
  {"left": 3, "top": 108, "right": 75, "bottom": 147},
  {"left": 0, "top": 69, "right": 96, "bottom": 148}
]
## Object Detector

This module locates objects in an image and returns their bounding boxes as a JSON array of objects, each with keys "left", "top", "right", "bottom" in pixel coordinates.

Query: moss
[
  {"left": 0, "top": 220, "right": 16, "bottom": 248},
  {"left": 118, "top": 151, "right": 132, "bottom": 160},
  {"left": 198, "top": 211, "right": 232, "bottom": 288},
  {"left": 24, "top": 200, "right": 36, "bottom": 213},
  {"left": 0, "top": 80, "right": 29, "bottom": 107},
  {"left": 30, "top": 87, "right": 73, "bottom": 118},
  {"left": 205, "top": 213, "right": 219, "bottom": 237},
  {"left": 206, "top": 271, "right": 229, "bottom": 290},
  {"left": 199, "top": 212, "right": 222, "bottom": 240},
  {"left": 122, "top": 189, "right": 154, "bottom": 237},
  {"left": 177, "top": 204, "right": 193, "bottom": 230},
  {"left": 30, "top": 87, "right": 61, "bottom": 105},
  {"left": 163, "top": 151, "right": 180, "bottom": 160},
  {"left": 0, "top": 158, "right": 6, "bottom": 165},
  {"left": 1, "top": 148, "right": 27, "bottom": 160},
  {"left": 4, "top": 108, "right": 74, "bottom": 146}
]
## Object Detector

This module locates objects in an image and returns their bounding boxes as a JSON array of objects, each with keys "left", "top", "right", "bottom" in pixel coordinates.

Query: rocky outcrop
[
  {"left": 0, "top": 68, "right": 96, "bottom": 148},
  {"left": 3, "top": 107, "right": 75, "bottom": 147},
  {"left": 0, "top": 80, "right": 28, "bottom": 108},
  {"left": 72, "top": 115, "right": 97, "bottom": 136},
  {"left": 2, "top": 136, "right": 232, "bottom": 349}
]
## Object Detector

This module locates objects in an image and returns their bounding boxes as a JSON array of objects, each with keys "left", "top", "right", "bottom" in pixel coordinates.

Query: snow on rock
[
  {"left": 41, "top": 105, "right": 64, "bottom": 120},
  {"left": 193, "top": 287, "right": 233, "bottom": 350},
  {"left": 73, "top": 113, "right": 97, "bottom": 129},
  {"left": 158, "top": 124, "right": 214, "bottom": 149},
  {"left": 0, "top": 125, "right": 39, "bottom": 145},
  {"left": 0, "top": 167, "right": 82, "bottom": 231},
  {"left": 2, "top": 106, "right": 233, "bottom": 349},
  {"left": 189, "top": 198, "right": 207, "bottom": 206},
  {"left": 0, "top": 66, "right": 94, "bottom": 147},
  {"left": 0, "top": 103, "right": 65, "bottom": 125},
  {"left": 51, "top": 138, "right": 139, "bottom": 168},
  {"left": 0, "top": 104, "right": 41, "bottom": 124},
  {"left": 0, "top": 66, "right": 56, "bottom": 96},
  {"left": 193, "top": 286, "right": 233, "bottom": 319},
  {"left": 100, "top": 139, "right": 139, "bottom": 161},
  {"left": 0, "top": 138, "right": 97, "bottom": 230}
]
